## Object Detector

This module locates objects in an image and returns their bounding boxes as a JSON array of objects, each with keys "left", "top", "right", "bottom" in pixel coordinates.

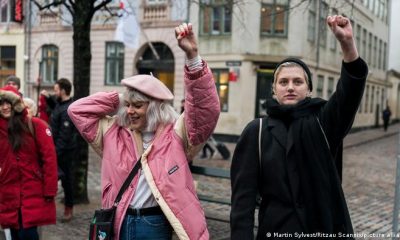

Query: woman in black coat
[{"left": 230, "top": 15, "right": 368, "bottom": 239}]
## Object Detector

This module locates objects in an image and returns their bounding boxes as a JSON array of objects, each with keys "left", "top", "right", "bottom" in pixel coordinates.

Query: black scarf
[{"left": 266, "top": 98, "right": 353, "bottom": 235}]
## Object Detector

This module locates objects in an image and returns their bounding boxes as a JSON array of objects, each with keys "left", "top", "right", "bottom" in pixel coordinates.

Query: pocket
[{"left": 142, "top": 215, "right": 169, "bottom": 227}]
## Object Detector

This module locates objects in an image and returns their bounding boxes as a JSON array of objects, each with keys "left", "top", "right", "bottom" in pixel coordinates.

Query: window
[
  {"left": 0, "top": 46, "right": 16, "bottom": 85},
  {"left": 378, "top": 39, "right": 382, "bottom": 69},
  {"left": 41, "top": 45, "right": 58, "bottom": 84},
  {"left": 212, "top": 69, "right": 229, "bottom": 112},
  {"left": 317, "top": 75, "right": 324, "bottom": 98},
  {"left": 105, "top": 42, "right": 124, "bottom": 85},
  {"left": 319, "top": 2, "right": 328, "bottom": 47},
  {"left": 307, "top": 0, "right": 317, "bottom": 42},
  {"left": 356, "top": 25, "right": 361, "bottom": 52},
  {"left": 373, "top": 36, "right": 377, "bottom": 68},
  {"left": 368, "top": 33, "right": 372, "bottom": 64},
  {"left": 0, "top": 0, "right": 15, "bottom": 22},
  {"left": 200, "top": 0, "right": 232, "bottom": 36},
  {"left": 261, "top": 0, "right": 289, "bottom": 36},
  {"left": 327, "top": 77, "right": 334, "bottom": 97},
  {"left": 370, "top": 86, "right": 375, "bottom": 113},
  {"left": 383, "top": 42, "right": 387, "bottom": 70},
  {"left": 364, "top": 85, "right": 369, "bottom": 113},
  {"left": 329, "top": 8, "right": 338, "bottom": 51},
  {"left": 362, "top": 29, "right": 367, "bottom": 58}
]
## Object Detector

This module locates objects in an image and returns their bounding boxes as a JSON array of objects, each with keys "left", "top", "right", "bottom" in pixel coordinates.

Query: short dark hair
[{"left": 56, "top": 78, "right": 72, "bottom": 96}]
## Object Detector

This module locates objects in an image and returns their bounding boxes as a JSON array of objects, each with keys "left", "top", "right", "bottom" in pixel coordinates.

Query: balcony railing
[{"left": 142, "top": 3, "right": 169, "bottom": 22}]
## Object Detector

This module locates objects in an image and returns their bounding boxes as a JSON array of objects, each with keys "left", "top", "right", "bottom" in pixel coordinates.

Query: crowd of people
[{"left": 0, "top": 15, "right": 382, "bottom": 240}]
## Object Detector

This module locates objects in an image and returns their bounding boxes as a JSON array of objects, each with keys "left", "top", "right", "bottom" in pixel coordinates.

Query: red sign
[{"left": 14, "top": 0, "right": 23, "bottom": 23}]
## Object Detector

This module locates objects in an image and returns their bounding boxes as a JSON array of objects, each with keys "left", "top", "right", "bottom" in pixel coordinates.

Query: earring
[{"left": 307, "top": 92, "right": 312, "bottom": 97}]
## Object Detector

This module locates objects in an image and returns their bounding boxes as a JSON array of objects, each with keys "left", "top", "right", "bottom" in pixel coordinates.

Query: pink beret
[{"left": 121, "top": 75, "right": 174, "bottom": 100}]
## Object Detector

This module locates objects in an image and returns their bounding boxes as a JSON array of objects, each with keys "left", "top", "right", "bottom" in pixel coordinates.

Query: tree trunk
[{"left": 71, "top": 2, "right": 93, "bottom": 204}]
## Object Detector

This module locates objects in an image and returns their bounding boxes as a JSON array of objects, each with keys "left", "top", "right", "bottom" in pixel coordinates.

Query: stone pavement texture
[{"left": 1, "top": 123, "right": 400, "bottom": 240}]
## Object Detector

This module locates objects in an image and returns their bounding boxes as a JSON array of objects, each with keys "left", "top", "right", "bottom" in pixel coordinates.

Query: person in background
[
  {"left": 38, "top": 94, "right": 51, "bottom": 123},
  {"left": 41, "top": 78, "right": 78, "bottom": 222},
  {"left": 23, "top": 98, "right": 38, "bottom": 118},
  {"left": 231, "top": 15, "right": 368, "bottom": 239},
  {"left": 382, "top": 105, "right": 391, "bottom": 132},
  {"left": 0, "top": 86, "right": 57, "bottom": 240},
  {"left": 68, "top": 22, "right": 220, "bottom": 240},
  {"left": 4, "top": 75, "right": 22, "bottom": 97}
]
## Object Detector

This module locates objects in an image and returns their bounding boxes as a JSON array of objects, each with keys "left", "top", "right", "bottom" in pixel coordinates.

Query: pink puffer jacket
[{"left": 68, "top": 63, "right": 220, "bottom": 240}]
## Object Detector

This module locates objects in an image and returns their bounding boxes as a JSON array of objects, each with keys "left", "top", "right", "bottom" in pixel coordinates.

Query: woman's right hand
[{"left": 175, "top": 23, "right": 198, "bottom": 59}]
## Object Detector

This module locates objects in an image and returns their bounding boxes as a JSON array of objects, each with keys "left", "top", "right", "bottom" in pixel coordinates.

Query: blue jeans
[{"left": 120, "top": 214, "right": 172, "bottom": 240}]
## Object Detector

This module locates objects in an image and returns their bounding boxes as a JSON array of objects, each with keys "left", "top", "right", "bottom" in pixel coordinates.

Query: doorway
[{"left": 136, "top": 42, "right": 175, "bottom": 93}]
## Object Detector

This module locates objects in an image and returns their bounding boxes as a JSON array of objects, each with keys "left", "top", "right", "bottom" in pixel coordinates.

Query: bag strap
[{"left": 113, "top": 157, "right": 142, "bottom": 206}]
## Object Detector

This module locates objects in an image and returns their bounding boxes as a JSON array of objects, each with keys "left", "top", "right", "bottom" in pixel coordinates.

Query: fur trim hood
[{"left": 0, "top": 86, "right": 25, "bottom": 113}]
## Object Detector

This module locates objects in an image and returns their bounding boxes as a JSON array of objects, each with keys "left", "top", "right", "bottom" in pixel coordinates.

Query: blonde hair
[
  {"left": 117, "top": 88, "right": 178, "bottom": 131},
  {"left": 23, "top": 97, "right": 37, "bottom": 117}
]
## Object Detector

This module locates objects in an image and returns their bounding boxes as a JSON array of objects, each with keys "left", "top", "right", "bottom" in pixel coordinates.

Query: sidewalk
[{"left": 1, "top": 122, "right": 399, "bottom": 240}]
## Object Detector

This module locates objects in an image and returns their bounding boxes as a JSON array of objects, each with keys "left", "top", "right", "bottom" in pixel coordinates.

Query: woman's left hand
[
  {"left": 175, "top": 23, "right": 198, "bottom": 59},
  {"left": 327, "top": 15, "right": 358, "bottom": 62}
]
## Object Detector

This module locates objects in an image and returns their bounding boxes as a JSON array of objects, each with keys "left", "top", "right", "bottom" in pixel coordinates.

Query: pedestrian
[
  {"left": 382, "top": 105, "right": 391, "bottom": 131},
  {"left": 38, "top": 93, "right": 51, "bottom": 123},
  {"left": 68, "top": 23, "right": 220, "bottom": 240},
  {"left": 0, "top": 86, "right": 58, "bottom": 240},
  {"left": 42, "top": 78, "right": 79, "bottom": 222},
  {"left": 230, "top": 15, "right": 368, "bottom": 239},
  {"left": 23, "top": 97, "right": 38, "bottom": 118},
  {"left": 4, "top": 75, "right": 23, "bottom": 97},
  {"left": 201, "top": 139, "right": 215, "bottom": 159}
]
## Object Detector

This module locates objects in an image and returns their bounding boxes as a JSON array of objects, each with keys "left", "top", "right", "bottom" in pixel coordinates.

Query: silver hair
[
  {"left": 272, "top": 62, "right": 311, "bottom": 94},
  {"left": 117, "top": 88, "right": 179, "bottom": 131}
]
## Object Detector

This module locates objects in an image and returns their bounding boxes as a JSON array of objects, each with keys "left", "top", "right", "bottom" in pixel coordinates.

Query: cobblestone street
[{"left": 2, "top": 124, "right": 400, "bottom": 240}]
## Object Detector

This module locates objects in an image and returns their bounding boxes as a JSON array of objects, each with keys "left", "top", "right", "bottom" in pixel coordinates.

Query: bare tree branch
[
  {"left": 31, "top": 0, "right": 64, "bottom": 10},
  {"left": 93, "top": 0, "right": 113, "bottom": 13}
]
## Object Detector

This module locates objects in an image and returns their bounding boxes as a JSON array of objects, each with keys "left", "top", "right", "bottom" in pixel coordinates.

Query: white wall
[{"left": 389, "top": 0, "right": 400, "bottom": 71}]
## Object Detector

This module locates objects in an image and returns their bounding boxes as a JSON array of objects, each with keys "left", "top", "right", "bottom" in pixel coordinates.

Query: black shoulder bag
[{"left": 89, "top": 157, "right": 142, "bottom": 240}]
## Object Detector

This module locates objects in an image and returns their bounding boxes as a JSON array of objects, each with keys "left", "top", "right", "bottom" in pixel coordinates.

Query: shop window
[{"left": 212, "top": 69, "right": 229, "bottom": 112}]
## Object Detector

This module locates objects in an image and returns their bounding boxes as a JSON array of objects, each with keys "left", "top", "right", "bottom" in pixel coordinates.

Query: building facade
[
  {"left": 27, "top": 0, "right": 188, "bottom": 108},
  {"left": 190, "top": 0, "right": 392, "bottom": 136},
  {"left": 0, "top": 0, "right": 25, "bottom": 90},
  {"left": 23, "top": 0, "right": 395, "bottom": 137}
]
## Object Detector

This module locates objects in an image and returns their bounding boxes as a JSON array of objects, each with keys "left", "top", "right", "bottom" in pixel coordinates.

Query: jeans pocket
[{"left": 142, "top": 215, "right": 169, "bottom": 227}]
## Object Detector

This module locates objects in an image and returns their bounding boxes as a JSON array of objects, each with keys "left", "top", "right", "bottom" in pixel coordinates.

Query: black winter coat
[
  {"left": 230, "top": 58, "right": 368, "bottom": 239},
  {"left": 48, "top": 98, "right": 78, "bottom": 155}
]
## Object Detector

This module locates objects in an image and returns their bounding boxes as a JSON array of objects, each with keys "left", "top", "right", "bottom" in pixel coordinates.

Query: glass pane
[
  {"left": 212, "top": 7, "right": 221, "bottom": 34},
  {"left": 220, "top": 71, "right": 229, "bottom": 84},
  {"left": 117, "top": 44, "right": 124, "bottom": 57},
  {"left": 202, "top": 7, "right": 211, "bottom": 34},
  {"left": 224, "top": 6, "right": 231, "bottom": 33},
  {"left": 261, "top": 5, "right": 272, "bottom": 33},
  {"left": 274, "top": 5, "right": 285, "bottom": 34},
  {"left": 107, "top": 44, "right": 116, "bottom": 57},
  {"left": 219, "top": 85, "right": 229, "bottom": 112}
]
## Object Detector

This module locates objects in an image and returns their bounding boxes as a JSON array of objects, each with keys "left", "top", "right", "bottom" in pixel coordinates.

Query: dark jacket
[
  {"left": 0, "top": 117, "right": 58, "bottom": 228},
  {"left": 48, "top": 97, "right": 78, "bottom": 155},
  {"left": 231, "top": 58, "right": 368, "bottom": 239}
]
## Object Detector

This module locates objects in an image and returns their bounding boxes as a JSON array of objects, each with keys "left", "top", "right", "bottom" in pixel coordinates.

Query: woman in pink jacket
[{"left": 68, "top": 23, "right": 220, "bottom": 240}]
